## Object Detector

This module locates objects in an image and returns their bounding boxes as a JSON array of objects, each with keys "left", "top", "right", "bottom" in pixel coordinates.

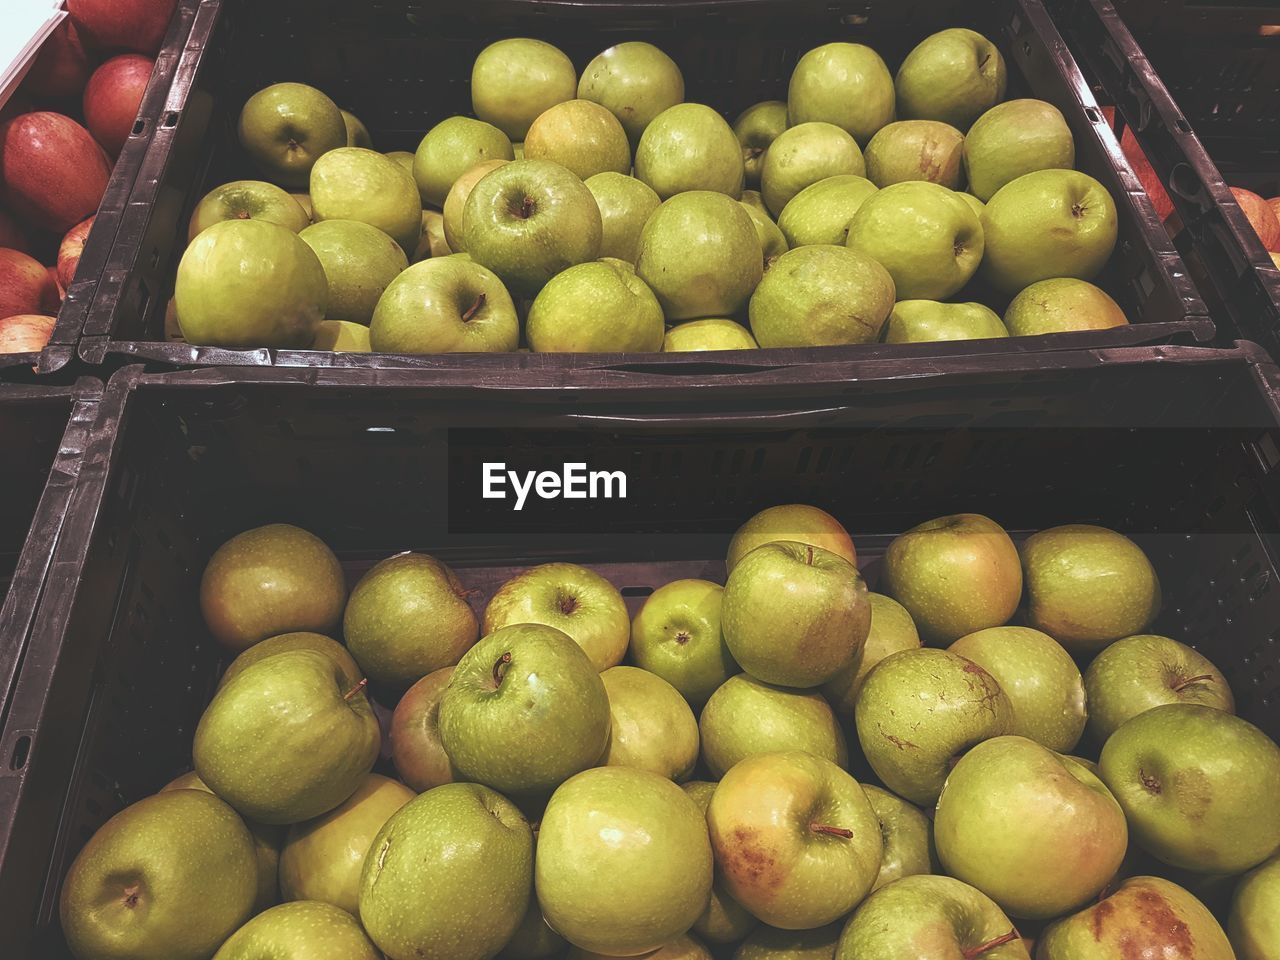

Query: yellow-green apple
[
  {"left": 709, "top": 751, "right": 882, "bottom": 929},
  {"left": 865, "top": 121, "right": 965, "bottom": 189},
  {"left": 964, "top": 100, "right": 1075, "bottom": 201},
  {"left": 83, "top": 54, "right": 154, "bottom": 155},
  {"left": 585, "top": 172, "right": 661, "bottom": 262},
  {"left": 600, "top": 666, "right": 700, "bottom": 781},
  {"left": 525, "top": 100, "right": 630, "bottom": 180},
  {"left": 881, "top": 513, "right": 1022, "bottom": 645},
  {"left": 212, "top": 901, "right": 380, "bottom": 960},
  {"left": 846, "top": 181, "right": 983, "bottom": 299},
  {"left": 217, "top": 631, "right": 360, "bottom": 691},
  {"left": 739, "top": 189, "right": 769, "bottom": 217},
  {"left": 740, "top": 199, "right": 789, "bottom": 269},
  {"left": 722, "top": 541, "right": 870, "bottom": 688},
  {"left": 699, "top": 674, "right": 847, "bottom": 778},
  {"left": 290, "top": 192, "right": 312, "bottom": 220},
  {"left": 863, "top": 784, "right": 934, "bottom": 892},
  {"left": 1230, "top": 854, "right": 1280, "bottom": 960},
  {"left": 1019, "top": 524, "right": 1160, "bottom": 654},
  {"left": 311, "top": 147, "right": 421, "bottom": 252},
  {"left": 1, "top": 246, "right": 60, "bottom": 318},
  {"left": 443, "top": 158, "right": 509, "bottom": 252},
  {"left": 499, "top": 891, "right": 566, "bottom": 960},
  {"left": 733, "top": 100, "right": 789, "bottom": 187},
  {"left": 682, "top": 781, "right": 758, "bottom": 945},
  {"left": 635, "top": 103, "right": 745, "bottom": 198},
  {"left": 472, "top": 39, "right": 578, "bottom": 140},
  {"left": 895, "top": 30, "right": 1007, "bottom": 130},
  {"left": 630, "top": 579, "right": 738, "bottom": 707},
  {"left": 787, "top": 43, "right": 895, "bottom": 144},
  {"left": 1099, "top": 704, "right": 1280, "bottom": 874},
  {"left": 726, "top": 504, "right": 855, "bottom": 573},
  {"left": 664, "top": 318, "right": 759, "bottom": 351},
  {"left": 735, "top": 923, "right": 843, "bottom": 958},
  {"left": 578, "top": 42, "right": 685, "bottom": 147},
  {"left": 340, "top": 108, "right": 371, "bottom": 148},
  {"left": 636, "top": 190, "right": 762, "bottom": 319},
  {"left": 1, "top": 112, "right": 111, "bottom": 233},
  {"left": 359, "top": 783, "right": 533, "bottom": 960},
  {"left": 300, "top": 219, "right": 407, "bottom": 324},
  {"left": 189, "top": 181, "right": 311, "bottom": 242},
  {"left": 390, "top": 667, "right": 456, "bottom": 792},
  {"left": 537, "top": 767, "right": 712, "bottom": 955},
  {"left": 761, "top": 122, "right": 865, "bottom": 216},
  {"left": 527, "top": 258, "right": 665, "bottom": 352},
  {"left": 568, "top": 934, "right": 711, "bottom": 959},
  {"left": 821, "top": 593, "right": 921, "bottom": 720},
  {"left": 1004, "top": 278, "right": 1128, "bottom": 335},
  {"left": 413, "top": 116, "right": 514, "bottom": 207},
  {"left": 417, "top": 208, "right": 450, "bottom": 260},
  {"left": 237, "top": 83, "right": 346, "bottom": 188},
  {"left": 386, "top": 150, "right": 414, "bottom": 174},
  {"left": 885, "top": 300, "right": 1010, "bottom": 342},
  {"left": 958, "top": 192, "right": 985, "bottom": 218},
  {"left": 777, "top": 174, "right": 878, "bottom": 247},
  {"left": 855, "top": 648, "right": 1013, "bottom": 805},
  {"left": 0, "top": 314, "right": 56, "bottom": 354},
  {"left": 67, "top": 0, "right": 175, "bottom": 54},
  {"left": 311, "top": 314, "right": 370, "bottom": 350},
  {"left": 370, "top": 256, "right": 519, "bottom": 353},
  {"left": 749, "top": 244, "right": 895, "bottom": 347},
  {"left": 980, "top": 170, "right": 1117, "bottom": 294}
]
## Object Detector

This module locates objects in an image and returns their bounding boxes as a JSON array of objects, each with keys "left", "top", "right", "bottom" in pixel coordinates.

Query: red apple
[
  {"left": 0, "top": 247, "right": 59, "bottom": 319},
  {"left": 46, "top": 267, "right": 65, "bottom": 311},
  {"left": 1119, "top": 126, "right": 1174, "bottom": 221},
  {"left": 1268, "top": 196, "right": 1280, "bottom": 226},
  {"left": 67, "top": 0, "right": 177, "bottom": 55},
  {"left": 0, "top": 112, "right": 111, "bottom": 233},
  {"left": 57, "top": 215, "right": 95, "bottom": 289},
  {"left": 0, "top": 315, "right": 56, "bottom": 355},
  {"left": 0, "top": 208, "right": 29, "bottom": 254},
  {"left": 1232, "top": 187, "right": 1280, "bottom": 252},
  {"left": 83, "top": 55, "right": 153, "bottom": 155},
  {"left": 24, "top": 19, "right": 92, "bottom": 100}
]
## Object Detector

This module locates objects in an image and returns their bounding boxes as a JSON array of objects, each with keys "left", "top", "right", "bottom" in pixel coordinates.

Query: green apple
[
  {"left": 836, "top": 874, "right": 1028, "bottom": 960},
  {"left": 578, "top": 41, "right": 685, "bottom": 147},
  {"left": 1038, "top": 876, "right": 1233, "bottom": 960},
  {"left": 483, "top": 562, "right": 630, "bottom": 671},
  {"left": 949, "top": 626, "right": 1086, "bottom": 753},
  {"left": 341, "top": 108, "right": 372, "bottom": 148},
  {"left": 386, "top": 150, "right": 414, "bottom": 174},
  {"left": 881, "top": 513, "right": 1022, "bottom": 645},
  {"left": 635, "top": 190, "right": 762, "bottom": 319},
  {"left": 1084, "top": 634, "right": 1234, "bottom": 744},
  {"left": 472, "top": 38, "right": 577, "bottom": 140},
  {"left": 498, "top": 893, "right": 566, "bottom": 960},
  {"left": 60, "top": 790, "right": 258, "bottom": 960},
  {"left": 821, "top": 593, "right": 921, "bottom": 720},
  {"left": 238, "top": 82, "right": 347, "bottom": 188},
  {"left": 699, "top": 674, "right": 847, "bottom": 779},
  {"left": 863, "top": 784, "right": 933, "bottom": 892},
  {"left": 218, "top": 631, "right": 360, "bottom": 692},
  {"left": 761, "top": 122, "right": 865, "bottom": 216},
  {"left": 175, "top": 219, "right": 327, "bottom": 348},
  {"left": 188, "top": 180, "right": 310, "bottom": 242},
  {"left": 525, "top": 100, "right": 631, "bottom": 180},
  {"left": 733, "top": 100, "right": 788, "bottom": 187},
  {"left": 200, "top": 524, "right": 345, "bottom": 654},
  {"left": 360, "top": 783, "right": 534, "bottom": 960},
  {"left": 443, "top": 158, "right": 509, "bottom": 252},
  {"left": 1004, "top": 277, "right": 1128, "bottom": 335},
  {"left": 413, "top": 116, "right": 515, "bottom": 207},
  {"left": 600, "top": 666, "right": 699, "bottom": 781},
  {"left": 735, "top": 923, "right": 843, "bottom": 959},
  {"left": 462, "top": 158, "right": 602, "bottom": 298},
  {"left": 311, "top": 147, "right": 422, "bottom": 252},
  {"left": 709, "top": 751, "right": 882, "bottom": 929},
  {"left": 586, "top": 172, "right": 661, "bottom": 263},
  {"left": 1020, "top": 524, "right": 1160, "bottom": 654},
  {"left": 722, "top": 540, "right": 870, "bottom": 688},
  {"left": 390, "top": 667, "right": 456, "bottom": 792},
  {"left": 299, "top": 218, "right": 407, "bottom": 324},
  {"left": 635, "top": 103, "right": 745, "bottom": 198},
  {"left": 885, "top": 300, "right": 1009, "bottom": 343},
  {"left": 980, "top": 169, "right": 1118, "bottom": 294},
  {"left": 537, "top": 767, "right": 713, "bottom": 955},
  {"left": 213, "top": 901, "right": 380, "bottom": 960},
  {"left": 194, "top": 650, "right": 380, "bottom": 824},
  {"left": 569, "top": 934, "right": 711, "bottom": 959},
  {"left": 749, "top": 245, "right": 895, "bottom": 347},
  {"left": 1099, "top": 704, "right": 1280, "bottom": 874},
  {"left": 370, "top": 256, "right": 519, "bottom": 354},
  {"left": 895, "top": 30, "right": 1008, "bottom": 130},
  {"left": 854, "top": 647, "right": 1013, "bottom": 806},
  {"left": 664, "top": 318, "right": 759, "bottom": 351},
  {"left": 279, "top": 774, "right": 414, "bottom": 913},
  {"left": 787, "top": 43, "right": 895, "bottom": 144},
  {"left": 629, "top": 579, "right": 738, "bottom": 707},
  {"left": 439, "top": 623, "right": 610, "bottom": 795},
  {"left": 311, "top": 320, "right": 371, "bottom": 351},
  {"left": 865, "top": 121, "right": 965, "bottom": 189},
  {"left": 777, "top": 175, "right": 878, "bottom": 247},
  {"left": 682, "top": 781, "right": 758, "bottom": 945},
  {"left": 846, "top": 181, "right": 983, "bottom": 299},
  {"left": 289, "top": 192, "right": 312, "bottom": 220},
  {"left": 527, "top": 258, "right": 665, "bottom": 352},
  {"left": 1230, "top": 854, "right": 1280, "bottom": 960},
  {"left": 964, "top": 99, "right": 1075, "bottom": 201},
  {"left": 739, "top": 189, "right": 769, "bottom": 217},
  {"left": 416, "top": 209, "right": 450, "bottom": 261},
  {"left": 740, "top": 199, "right": 789, "bottom": 269},
  {"left": 728, "top": 505, "right": 855, "bottom": 573},
  {"left": 958, "top": 192, "right": 985, "bottom": 218},
  {"left": 935, "top": 737, "right": 1127, "bottom": 919}
]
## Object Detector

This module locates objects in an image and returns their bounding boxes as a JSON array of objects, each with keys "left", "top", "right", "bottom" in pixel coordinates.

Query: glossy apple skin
[
  {"left": 1, "top": 247, "right": 60, "bottom": 318},
  {"left": 600, "top": 666, "right": 699, "bottom": 781},
  {"left": 471, "top": 38, "right": 577, "bottom": 141},
  {"left": 863, "top": 784, "right": 933, "bottom": 892},
  {"left": 390, "top": 667, "right": 457, "bottom": 792},
  {"left": 822, "top": 593, "right": 921, "bottom": 720},
  {"left": 57, "top": 216, "right": 95, "bottom": 289},
  {"left": 213, "top": 901, "right": 381, "bottom": 960},
  {"left": 682, "top": 781, "right": 758, "bottom": 945},
  {"left": 726, "top": 504, "right": 855, "bottom": 573},
  {"left": 894, "top": 29, "right": 1008, "bottom": 131},
  {"left": 0, "top": 112, "right": 111, "bottom": 233},
  {"left": 788, "top": 42, "right": 896, "bottom": 144},
  {"left": 68, "top": 0, "right": 177, "bottom": 54},
  {"left": 0, "top": 314, "right": 56, "bottom": 354},
  {"left": 629, "top": 579, "right": 738, "bottom": 708},
  {"left": 578, "top": 41, "right": 685, "bottom": 147},
  {"left": 524, "top": 99, "right": 630, "bottom": 181},
  {"left": 1003, "top": 278, "right": 1128, "bottom": 336},
  {"left": 1230, "top": 854, "right": 1280, "bottom": 960},
  {"left": 84, "top": 55, "right": 154, "bottom": 155},
  {"left": 963, "top": 99, "right": 1074, "bottom": 202},
  {"left": 864, "top": 120, "right": 965, "bottom": 189},
  {"left": 761, "top": 121, "right": 865, "bottom": 216}
]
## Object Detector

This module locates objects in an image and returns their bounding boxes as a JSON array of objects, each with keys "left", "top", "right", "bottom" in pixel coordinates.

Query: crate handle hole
[
  {"left": 163, "top": 111, "right": 179, "bottom": 128},
  {"left": 1085, "top": 106, "right": 1104, "bottom": 124},
  {"left": 8, "top": 736, "right": 31, "bottom": 771},
  {"left": 131, "top": 119, "right": 146, "bottom": 137}
]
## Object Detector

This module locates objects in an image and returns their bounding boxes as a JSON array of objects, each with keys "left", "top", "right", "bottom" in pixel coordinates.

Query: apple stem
[
  {"left": 806, "top": 545, "right": 814, "bottom": 566},
  {"left": 343, "top": 678, "right": 368, "bottom": 702},
  {"left": 1172, "top": 673, "right": 1215, "bottom": 692},
  {"left": 493, "top": 652, "right": 512, "bottom": 687},
  {"left": 962, "top": 929, "right": 1019, "bottom": 958},
  {"left": 809, "top": 823, "right": 854, "bottom": 839},
  {"left": 461, "top": 293, "right": 487, "bottom": 323},
  {"left": 519, "top": 196, "right": 535, "bottom": 219}
]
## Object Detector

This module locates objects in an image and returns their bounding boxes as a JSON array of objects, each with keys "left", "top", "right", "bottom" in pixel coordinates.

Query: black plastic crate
[
  {"left": 74, "top": 0, "right": 1215, "bottom": 375},
  {"left": 0, "top": 346, "right": 1278, "bottom": 955}
]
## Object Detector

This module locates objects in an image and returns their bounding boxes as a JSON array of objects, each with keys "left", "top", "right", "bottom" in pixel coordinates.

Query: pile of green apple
[
  {"left": 171, "top": 29, "right": 1135, "bottom": 356},
  {"left": 57, "top": 507, "right": 1280, "bottom": 960}
]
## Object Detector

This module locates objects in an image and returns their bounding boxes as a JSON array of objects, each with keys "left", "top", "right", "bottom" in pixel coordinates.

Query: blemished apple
[
  {"left": 629, "top": 579, "right": 738, "bottom": 707},
  {"left": 681, "top": 781, "right": 758, "bottom": 945},
  {"left": 895, "top": 29, "right": 1008, "bottom": 130},
  {"left": 1084, "top": 633, "right": 1234, "bottom": 744},
  {"left": 664, "top": 319, "right": 758, "bottom": 351},
  {"left": 855, "top": 647, "right": 1013, "bottom": 805},
  {"left": 881, "top": 513, "right": 1022, "bottom": 645},
  {"left": 635, "top": 103, "right": 745, "bottom": 198},
  {"left": 370, "top": 256, "right": 519, "bottom": 353},
  {"left": 885, "top": 300, "right": 1010, "bottom": 343},
  {"left": 313, "top": 314, "right": 372, "bottom": 351},
  {"left": 67, "top": 0, "right": 176, "bottom": 54},
  {"left": 213, "top": 901, "right": 380, "bottom": 960},
  {"left": 749, "top": 245, "right": 895, "bottom": 347},
  {"left": 26, "top": 19, "right": 90, "bottom": 99},
  {"left": 1233, "top": 187, "right": 1280, "bottom": 251},
  {"left": 709, "top": 751, "right": 882, "bottom": 930},
  {"left": 413, "top": 117, "right": 515, "bottom": 208},
  {"left": 699, "top": 674, "right": 847, "bottom": 778},
  {"left": 0, "top": 314, "right": 56, "bottom": 354},
  {"left": 237, "top": 82, "right": 347, "bottom": 188},
  {"left": 864, "top": 120, "right": 965, "bottom": 189},
  {"left": 52, "top": 214, "right": 90, "bottom": 288},
  {"left": 635, "top": 190, "right": 762, "bottom": 320},
  {"left": 740, "top": 200, "right": 789, "bottom": 269},
  {"left": 299, "top": 218, "right": 408, "bottom": 325},
  {"left": 216, "top": 631, "right": 360, "bottom": 691},
  {"left": 471, "top": 38, "right": 577, "bottom": 141},
  {"left": 733, "top": 100, "right": 789, "bottom": 187},
  {"left": 578, "top": 41, "right": 685, "bottom": 147},
  {"left": 761, "top": 122, "right": 866, "bottom": 216},
  {"left": 390, "top": 667, "right": 457, "bottom": 792},
  {"left": 175, "top": 219, "right": 328, "bottom": 348},
  {"left": 1020, "top": 524, "right": 1160, "bottom": 654},
  {"left": 599, "top": 666, "right": 699, "bottom": 781},
  {"left": 777, "top": 174, "right": 878, "bottom": 247},
  {"left": 482, "top": 562, "right": 630, "bottom": 671},
  {"left": 527, "top": 258, "right": 665, "bottom": 353},
  {"left": 1004, "top": 278, "right": 1128, "bottom": 335},
  {"left": 787, "top": 42, "right": 895, "bottom": 144},
  {"left": 736, "top": 923, "right": 844, "bottom": 959},
  {"left": 341, "top": 109, "right": 372, "bottom": 148},
  {"left": 726, "top": 503, "right": 855, "bottom": 573},
  {"left": 981, "top": 169, "right": 1118, "bottom": 294},
  {"left": 461, "top": 159, "right": 603, "bottom": 299},
  {"left": 821, "top": 593, "right": 921, "bottom": 719},
  {"left": 846, "top": 181, "right": 983, "bottom": 300},
  {"left": 585, "top": 172, "right": 661, "bottom": 263},
  {"left": 1, "top": 247, "right": 60, "bottom": 319},
  {"left": 525, "top": 100, "right": 630, "bottom": 181},
  {"left": 537, "top": 767, "right": 713, "bottom": 956},
  {"left": 863, "top": 784, "right": 933, "bottom": 892},
  {"left": 1230, "top": 854, "right": 1280, "bottom": 960},
  {"left": 964, "top": 99, "right": 1075, "bottom": 202},
  {"left": 442, "top": 159, "right": 508, "bottom": 252},
  {"left": 311, "top": 147, "right": 422, "bottom": 253},
  {"left": 83, "top": 54, "right": 154, "bottom": 155},
  {"left": 1100, "top": 704, "right": 1280, "bottom": 874},
  {"left": 0, "top": 112, "right": 111, "bottom": 233},
  {"left": 189, "top": 180, "right": 311, "bottom": 242}
]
